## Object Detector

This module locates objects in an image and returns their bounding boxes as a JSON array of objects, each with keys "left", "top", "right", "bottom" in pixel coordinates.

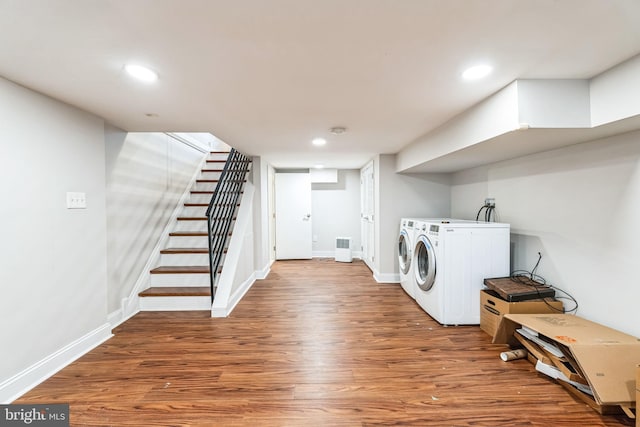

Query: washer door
[
  {"left": 398, "top": 230, "right": 412, "bottom": 275},
  {"left": 414, "top": 234, "right": 436, "bottom": 291}
]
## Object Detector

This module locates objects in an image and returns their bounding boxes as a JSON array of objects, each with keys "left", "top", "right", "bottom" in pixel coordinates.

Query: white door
[
  {"left": 360, "top": 161, "right": 375, "bottom": 269},
  {"left": 275, "top": 173, "right": 312, "bottom": 259}
]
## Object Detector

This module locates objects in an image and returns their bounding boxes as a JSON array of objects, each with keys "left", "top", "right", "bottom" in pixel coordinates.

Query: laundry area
[{"left": 396, "top": 211, "right": 640, "bottom": 420}]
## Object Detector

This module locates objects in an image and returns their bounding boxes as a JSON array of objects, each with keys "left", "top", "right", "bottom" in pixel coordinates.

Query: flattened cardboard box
[
  {"left": 636, "top": 365, "right": 639, "bottom": 427},
  {"left": 494, "top": 313, "right": 640, "bottom": 409}
]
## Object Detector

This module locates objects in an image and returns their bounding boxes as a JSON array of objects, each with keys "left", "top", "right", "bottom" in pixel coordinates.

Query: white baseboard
[
  {"left": 312, "top": 251, "right": 334, "bottom": 258},
  {"left": 0, "top": 323, "right": 112, "bottom": 403},
  {"left": 254, "top": 262, "right": 271, "bottom": 280},
  {"left": 373, "top": 270, "right": 401, "bottom": 284},
  {"left": 108, "top": 299, "right": 140, "bottom": 330},
  {"left": 312, "top": 250, "right": 363, "bottom": 259},
  {"left": 212, "top": 273, "right": 256, "bottom": 317}
]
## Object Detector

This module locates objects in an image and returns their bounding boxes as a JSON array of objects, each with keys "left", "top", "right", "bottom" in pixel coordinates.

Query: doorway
[{"left": 275, "top": 172, "right": 312, "bottom": 259}]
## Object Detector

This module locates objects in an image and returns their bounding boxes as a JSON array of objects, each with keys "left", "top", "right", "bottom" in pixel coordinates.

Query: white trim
[
  {"left": 124, "top": 153, "right": 209, "bottom": 316},
  {"left": 312, "top": 250, "right": 364, "bottom": 259},
  {"left": 254, "top": 261, "right": 272, "bottom": 280},
  {"left": 0, "top": 324, "right": 112, "bottom": 403},
  {"left": 212, "top": 273, "right": 256, "bottom": 317},
  {"left": 312, "top": 251, "right": 334, "bottom": 258},
  {"left": 108, "top": 305, "right": 139, "bottom": 330},
  {"left": 373, "top": 269, "right": 401, "bottom": 284},
  {"left": 164, "top": 133, "right": 210, "bottom": 153}
]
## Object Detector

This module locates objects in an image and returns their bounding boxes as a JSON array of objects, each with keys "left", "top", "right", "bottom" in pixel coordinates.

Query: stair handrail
[{"left": 205, "top": 148, "right": 251, "bottom": 302}]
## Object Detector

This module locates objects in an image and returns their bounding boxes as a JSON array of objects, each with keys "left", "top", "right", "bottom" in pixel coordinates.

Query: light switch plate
[{"left": 66, "top": 192, "right": 87, "bottom": 209}]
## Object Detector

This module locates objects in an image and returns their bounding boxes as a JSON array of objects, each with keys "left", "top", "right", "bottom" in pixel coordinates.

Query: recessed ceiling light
[
  {"left": 314, "top": 164, "right": 325, "bottom": 169},
  {"left": 462, "top": 64, "right": 492, "bottom": 81},
  {"left": 124, "top": 64, "right": 158, "bottom": 83},
  {"left": 329, "top": 127, "right": 347, "bottom": 135},
  {"left": 312, "top": 138, "right": 327, "bottom": 146}
]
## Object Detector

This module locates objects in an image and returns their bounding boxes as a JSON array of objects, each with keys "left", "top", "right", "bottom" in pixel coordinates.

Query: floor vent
[{"left": 335, "top": 237, "right": 353, "bottom": 263}]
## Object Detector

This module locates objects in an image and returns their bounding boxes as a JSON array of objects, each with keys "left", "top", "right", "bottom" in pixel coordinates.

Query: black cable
[
  {"left": 476, "top": 205, "right": 488, "bottom": 221},
  {"left": 509, "top": 253, "right": 578, "bottom": 314},
  {"left": 530, "top": 252, "right": 542, "bottom": 278}
]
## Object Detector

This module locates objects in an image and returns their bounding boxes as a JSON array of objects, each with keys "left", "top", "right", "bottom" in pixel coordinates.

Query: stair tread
[
  {"left": 191, "top": 191, "right": 244, "bottom": 194},
  {"left": 139, "top": 287, "right": 211, "bottom": 297},
  {"left": 169, "top": 231, "right": 207, "bottom": 237},
  {"left": 160, "top": 247, "right": 227, "bottom": 254},
  {"left": 182, "top": 203, "right": 240, "bottom": 208},
  {"left": 160, "top": 247, "right": 209, "bottom": 254},
  {"left": 201, "top": 168, "right": 250, "bottom": 172},
  {"left": 150, "top": 266, "right": 210, "bottom": 274},
  {"left": 177, "top": 216, "right": 207, "bottom": 221},
  {"left": 196, "top": 179, "right": 220, "bottom": 182}
]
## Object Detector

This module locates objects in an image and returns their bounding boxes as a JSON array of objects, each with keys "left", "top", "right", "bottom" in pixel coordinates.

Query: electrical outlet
[
  {"left": 485, "top": 197, "right": 495, "bottom": 207},
  {"left": 67, "top": 192, "right": 87, "bottom": 209}
]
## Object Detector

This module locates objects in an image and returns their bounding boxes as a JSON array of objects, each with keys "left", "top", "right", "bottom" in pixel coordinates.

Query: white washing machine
[
  {"left": 413, "top": 219, "right": 510, "bottom": 325},
  {"left": 398, "top": 218, "right": 418, "bottom": 299}
]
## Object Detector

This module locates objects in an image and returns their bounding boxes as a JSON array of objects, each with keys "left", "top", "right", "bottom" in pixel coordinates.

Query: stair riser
[
  {"left": 207, "top": 153, "right": 229, "bottom": 161},
  {"left": 174, "top": 220, "right": 207, "bottom": 232},
  {"left": 189, "top": 194, "right": 214, "bottom": 204},
  {"left": 167, "top": 236, "right": 208, "bottom": 247},
  {"left": 139, "top": 296, "right": 211, "bottom": 311},
  {"left": 193, "top": 181, "right": 218, "bottom": 191},
  {"left": 206, "top": 159, "right": 227, "bottom": 168},
  {"left": 150, "top": 273, "right": 211, "bottom": 287},
  {"left": 200, "top": 171, "right": 223, "bottom": 180},
  {"left": 180, "top": 206, "right": 208, "bottom": 217},
  {"left": 159, "top": 253, "right": 210, "bottom": 265}
]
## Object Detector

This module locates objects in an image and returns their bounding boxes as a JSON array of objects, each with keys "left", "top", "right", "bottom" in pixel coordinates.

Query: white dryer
[
  {"left": 413, "top": 219, "right": 510, "bottom": 325},
  {"left": 398, "top": 218, "right": 418, "bottom": 299}
]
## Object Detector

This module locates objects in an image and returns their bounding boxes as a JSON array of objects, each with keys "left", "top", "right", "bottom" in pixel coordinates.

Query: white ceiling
[{"left": 1, "top": 0, "right": 640, "bottom": 169}]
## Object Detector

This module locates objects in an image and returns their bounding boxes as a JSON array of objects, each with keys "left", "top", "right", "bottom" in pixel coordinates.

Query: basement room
[{"left": 1, "top": 1, "right": 639, "bottom": 426}]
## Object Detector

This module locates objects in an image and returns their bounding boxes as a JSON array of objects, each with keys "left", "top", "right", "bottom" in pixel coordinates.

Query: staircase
[{"left": 138, "top": 151, "right": 247, "bottom": 311}]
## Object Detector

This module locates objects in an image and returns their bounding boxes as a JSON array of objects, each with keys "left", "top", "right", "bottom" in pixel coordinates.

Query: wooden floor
[{"left": 17, "top": 259, "right": 632, "bottom": 426}]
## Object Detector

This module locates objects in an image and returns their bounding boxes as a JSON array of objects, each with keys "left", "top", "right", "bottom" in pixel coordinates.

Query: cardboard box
[
  {"left": 495, "top": 313, "right": 640, "bottom": 414},
  {"left": 636, "top": 365, "right": 640, "bottom": 427},
  {"left": 480, "top": 289, "right": 563, "bottom": 340}
]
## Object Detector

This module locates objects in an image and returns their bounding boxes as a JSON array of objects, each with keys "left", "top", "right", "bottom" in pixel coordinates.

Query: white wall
[
  {"left": 104, "top": 130, "right": 205, "bottom": 314},
  {"left": 590, "top": 54, "right": 640, "bottom": 126},
  {"left": 0, "top": 77, "right": 109, "bottom": 397},
  {"left": 213, "top": 184, "right": 257, "bottom": 317},
  {"left": 251, "top": 157, "right": 271, "bottom": 276},
  {"left": 451, "top": 130, "right": 640, "bottom": 337},
  {"left": 517, "top": 79, "right": 591, "bottom": 128},
  {"left": 375, "top": 154, "right": 451, "bottom": 281},
  {"left": 311, "top": 170, "right": 361, "bottom": 257}
]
